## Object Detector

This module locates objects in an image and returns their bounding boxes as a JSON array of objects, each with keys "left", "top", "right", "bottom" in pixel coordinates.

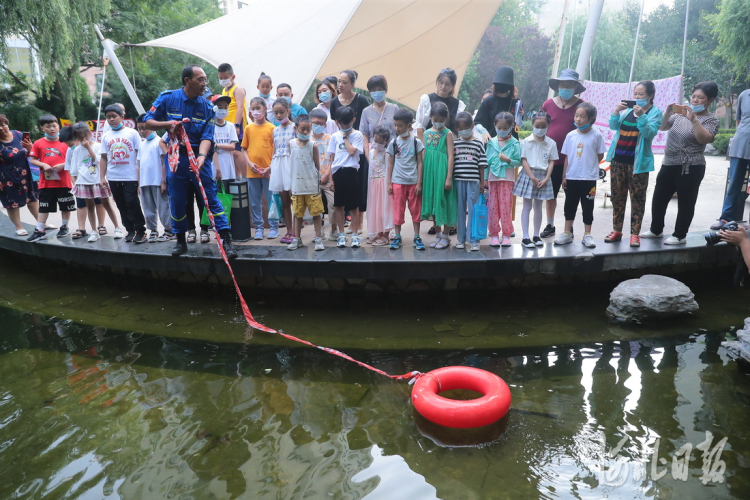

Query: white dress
[{"left": 268, "top": 123, "right": 295, "bottom": 192}]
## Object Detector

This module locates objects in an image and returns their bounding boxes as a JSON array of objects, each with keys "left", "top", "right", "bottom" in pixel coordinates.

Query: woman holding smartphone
[
  {"left": 0, "top": 114, "right": 39, "bottom": 235},
  {"left": 603, "top": 81, "right": 663, "bottom": 247}
]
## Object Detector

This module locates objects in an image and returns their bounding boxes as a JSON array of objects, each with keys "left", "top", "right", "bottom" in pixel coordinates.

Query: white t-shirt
[
  {"left": 521, "top": 135, "right": 559, "bottom": 171},
  {"left": 138, "top": 135, "right": 164, "bottom": 186},
  {"left": 214, "top": 121, "right": 238, "bottom": 180},
  {"left": 387, "top": 135, "right": 425, "bottom": 185},
  {"left": 561, "top": 129, "right": 607, "bottom": 181},
  {"left": 326, "top": 131, "right": 363, "bottom": 173},
  {"left": 67, "top": 142, "right": 101, "bottom": 185},
  {"left": 101, "top": 128, "right": 141, "bottom": 181}
]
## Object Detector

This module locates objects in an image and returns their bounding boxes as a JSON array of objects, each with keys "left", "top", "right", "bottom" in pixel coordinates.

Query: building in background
[{"left": 218, "top": 0, "right": 249, "bottom": 14}]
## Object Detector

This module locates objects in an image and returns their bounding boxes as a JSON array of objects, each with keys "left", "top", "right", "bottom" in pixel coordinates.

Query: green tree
[{"left": 710, "top": 0, "right": 750, "bottom": 76}]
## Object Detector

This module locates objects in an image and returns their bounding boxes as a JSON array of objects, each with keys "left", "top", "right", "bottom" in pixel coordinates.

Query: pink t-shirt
[{"left": 542, "top": 98, "right": 583, "bottom": 166}]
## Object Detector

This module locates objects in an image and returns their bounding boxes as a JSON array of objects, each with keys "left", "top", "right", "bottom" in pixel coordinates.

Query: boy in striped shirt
[{"left": 453, "top": 111, "right": 487, "bottom": 251}]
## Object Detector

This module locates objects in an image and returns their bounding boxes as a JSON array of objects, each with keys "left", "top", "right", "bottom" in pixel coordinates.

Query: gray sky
[{"left": 538, "top": 0, "right": 675, "bottom": 35}]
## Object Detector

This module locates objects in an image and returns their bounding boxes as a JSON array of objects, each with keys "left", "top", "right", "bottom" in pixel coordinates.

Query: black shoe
[
  {"left": 27, "top": 229, "right": 47, "bottom": 242},
  {"left": 540, "top": 224, "right": 555, "bottom": 238},
  {"left": 428, "top": 226, "right": 437, "bottom": 235},
  {"left": 449, "top": 227, "right": 457, "bottom": 236},
  {"left": 56, "top": 226, "right": 69, "bottom": 237},
  {"left": 521, "top": 238, "right": 536, "bottom": 249},
  {"left": 133, "top": 230, "right": 147, "bottom": 244},
  {"left": 220, "top": 230, "right": 238, "bottom": 259},
  {"left": 533, "top": 236, "right": 544, "bottom": 247},
  {"left": 171, "top": 233, "right": 188, "bottom": 256},
  {"left": 125, "top": 231, "right": 135, "bottom": 242}
]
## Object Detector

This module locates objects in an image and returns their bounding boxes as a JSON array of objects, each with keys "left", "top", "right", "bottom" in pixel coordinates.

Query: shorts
[
  {"left": 292, "top": 193, "right": 324, "bottom": 218},
  {"left": 76, "top": 196, "right": 102, "bottom": 209},
  {"left": 392, "top": 183, "right": 421, "bottom": 225},
  {"left": 38, "top": 187, "right": 76, "bottom": 213},
  {"left": 234, "top": 124, "right": 244, "bottom": 151},
  {"left": 332, "top": 167, "right": 361, "bottom": 210},
  {"left": 551, "top": 163, "right": 564, "bottom": 197}
]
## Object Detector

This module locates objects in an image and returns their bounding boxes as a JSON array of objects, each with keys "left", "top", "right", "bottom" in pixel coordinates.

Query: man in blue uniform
[{"left": 143, "top": 65, "right": 238, "bottom": 258}]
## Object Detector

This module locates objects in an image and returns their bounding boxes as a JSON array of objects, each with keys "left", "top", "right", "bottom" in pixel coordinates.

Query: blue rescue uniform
[{"left": 143, "top": 88, "right": 229, "bottom": 234}]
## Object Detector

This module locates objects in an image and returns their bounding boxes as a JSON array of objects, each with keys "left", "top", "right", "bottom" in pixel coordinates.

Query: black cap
[{"left": 493, "top": 66, "right": 514, "bottom": 86}]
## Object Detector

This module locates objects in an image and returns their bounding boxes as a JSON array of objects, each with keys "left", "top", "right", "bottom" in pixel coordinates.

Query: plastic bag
[
  {"left": 471, "top": 193, "right": 488, "bottom": 241},
  {"left": 268, "top": 193, "right": 283, "bottom": 221},
  {"left": 201, "top": 182, "right": 232, "bottom": 226}
]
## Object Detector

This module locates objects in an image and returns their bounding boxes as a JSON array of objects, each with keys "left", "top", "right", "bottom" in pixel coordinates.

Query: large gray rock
[
  {"left": 723, "top": 317, "right": 750, "bottom": 363},
  {"left": 606, "top": 275, "right": 698, "bottom": 322}
]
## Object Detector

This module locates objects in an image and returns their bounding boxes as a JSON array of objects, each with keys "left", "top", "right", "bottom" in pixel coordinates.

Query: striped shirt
[
  {"left": 663, "top": 112, "right": 719, "bottom": 173},
  {"left": 453, "top": 138, "right": 487, "bottom": 181},
  {"left": 613, "top": 110, "right": 639, "bottom": 164}
]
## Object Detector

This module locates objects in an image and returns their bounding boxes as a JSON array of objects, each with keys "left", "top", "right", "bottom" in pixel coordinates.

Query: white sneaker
[
  {"left": 640, "top": 230, "right": 662, "bottom": 239},
  {"left": 351, "top": 234, "right": 361, "bottom": 248},
  {"left": 314, "top": 237, "right": 324, "bottom": 251},
  {"left": 664, "top": 236, "right": 686, "bottom": 245},
  {"left": 287, "top": 237, "right": 301, "bottom": 250},
  {"left": 582, "top": 234, "right": 596, "bottom": 248},
  {"left": 470, "top": 243, "right": 480, "bottom": 251},
  {"left": 87, "top": 232, "right": 99, "bottom": 243},
  {"left": 455, "top": 242, "right": 465, "bottom": 249},
  {"left": 337, "top": 234, "right": 347, "bottom": 248},
  {"left": 345, "top": 228, "right": 353, "bottom": 234},
  {"left": 113, "top": 227, "right": 124, "bottom": 239},
  {"left": 328, "top": 230, "right": 340, "bottom": 241},
  {"left": 554, "top": 232, "right": 573, "bottom": 245}
]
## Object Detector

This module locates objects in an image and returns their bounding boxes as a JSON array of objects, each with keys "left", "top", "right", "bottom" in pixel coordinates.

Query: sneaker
[
  {"left": 113, "top": 227, "right": 124, "bottom": 239},
  {"left": 390, "top": 234, "right": 403, "bottom": 249},
  {"left": 337, "top": 234, "right": 347, "bottom": 248},
  {"left": 664, "top": 236, "right": 686, "bottom": 245},
  {"left": 470, "top": 243, "right": 480, "bottom": 251},
  {"left": 533, "top": 236, "right": 544, "bottom": 247},
  {"left": 133, "top": 231, "right": 148, "bottom": 244},
  {"left": 345, "top": 228, "right": 353, "bottom": 234},
  {"left": 540, "top": 224, "right": 555, "bottom": 238},
  {"left": 254, "top": 228, "right": 264, "bottom": 240},
  {"left": 314, "top": 237, "right": 324, "bottom": 251},
  {"left": 57, "top": 226, "right": 69, "bottom": 237},
  {"left": 267, "top": 228, "right": 279, "bottom": 239},
  {"left": 351, "top": 234, "right": 361, "bottom": 248},
  {"left": 582, "top": 234, "right": 596, "bottom": 248},
  {"left": 640, "top": 230, "right": 662, "bottom": 239},
  {"left": 413, "top": 235, "right": 425, "bottom": 250},
  {"left": 449, "top": 227, "right": 457, "bottom": 236},
  {"left": 455, "top": 242, "right": 465, "bottom": 249},
  {"left": 554, "top": 232, "right": 573, "bottom": 245},
  {"left": 156, "top": 233, "right": 168, "bottom": 242},
  {"left": 327, "top": 230, "right": 340, "bottom": 241},
  {"left": 510, "top": 231, "right": 515, "bottom": 237},
  {"left": 287, "top": 237, "right": 301, "bottom": 250},
  {"left": 521, "top": 238, "right": 535, "bottom": 249},
  {"left": 87, "top": 232, "right": 99, "bottom": 243},
  {"left": 148, "top": 231, "right": 158, "bottom": 243},
  {"left": 489, "top": 236, "right": 500, "bottom": 247},
  {"left": 501, "top": 236, "right": 511, "bottom": 247},
  {"left": 125, "top": 231, "right": 135, "bottom": 243},
  {"left": 27, "top": 229, "right": 47, "bottom": 242},
  {"left": 710, "top": 220, "right": 726, "bottom": 231}
]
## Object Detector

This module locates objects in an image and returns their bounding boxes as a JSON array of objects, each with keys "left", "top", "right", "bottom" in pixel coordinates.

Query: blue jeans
[
  {"left": 720, "top": 156, "right": 750, "bottom": 221},
  {"left": 167, "top": 157, "right": 229, "bottom": 234},
  {"left": 455, "top": 179, "right": 480, "bottom": 244},
  {"left": 248, "top": 177, "right": 278, "bottom": 230}
]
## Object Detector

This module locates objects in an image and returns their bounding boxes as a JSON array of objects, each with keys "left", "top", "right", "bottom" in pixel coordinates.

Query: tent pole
[
  {"left": 96, "top": 58, "right": 108, "bottom": 135},
  {"left": 549, "top": 0, "right": 572, "bottom": 100},
  {"left": 93, "top": 24, "right": 146, "bottom": 115},
  {"left": 626, "top": 0, "right": 646, "bottom": 98},
  {"left": 574, "top": 0, "right": 605, "bottom": 82},
  {"left": 680, "top": 0, "right": 691, "bottom": 83}
]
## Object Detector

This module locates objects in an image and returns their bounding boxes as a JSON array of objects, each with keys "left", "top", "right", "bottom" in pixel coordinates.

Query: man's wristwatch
[{"left": 197, "top": 153, "right": 206, "bottom": 158}]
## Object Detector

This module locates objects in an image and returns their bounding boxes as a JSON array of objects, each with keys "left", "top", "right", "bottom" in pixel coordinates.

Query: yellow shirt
[
  {"left": 241, "top": 121, "right": 275, "bottom": 178},
  {"left": 221, "top": 84, "right": 245, "bottom": 127}
]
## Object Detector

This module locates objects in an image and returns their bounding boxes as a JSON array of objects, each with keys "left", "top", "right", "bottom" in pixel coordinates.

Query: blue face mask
[
  {"left": 495, "top": 127, "right": 511, "bottom": 138},
  {"left": 279, "top": 96, "right": 291, "bottom": 104},
  {"left": 111, "top": 122, "right": 123, "bottom": 131},
  {"left": 690, "top": 104, "right": 705, "bottom": 113},
  {"left": 312, "top": 124, "right": 326, "bottom": 135},
  {"left": 44, "top": 133, "right": 59, "bottom": 140},
  {"left": 635, "top": 98, "right": 649, "bottom": 107},
  {"left": 318, "top": 92, "right": 331, "bottom": 104},
  {"left": 259, "top": 92, "right": 270, "bottom": 98},
  {"left": 339, "top": 126, "right": 352, "bottom": 133},
  {"left": 370, "top": 91, "right": 386, "bottom": 103},
  {"left": 147, "top": 132, "right": 156, "bottom": 140},
  {"left": 558, "top": 88, "right": 574, "bottom": 100},
  {"left": 575, "top": 122, "right": 591, "bottom": 130},
  {"left": 297, "top": 132, "right": 311, "bottom": 141}
]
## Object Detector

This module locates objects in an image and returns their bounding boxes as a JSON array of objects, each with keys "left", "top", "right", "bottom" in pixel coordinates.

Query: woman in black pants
[{"left": 642, "top": 81, "right": 720, "bottom": 245}]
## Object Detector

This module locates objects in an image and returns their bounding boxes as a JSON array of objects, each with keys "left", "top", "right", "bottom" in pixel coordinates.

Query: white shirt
[
  {"left": 414, "top": 93, "right": 467, "bottom": 131},
  {"left": 67, "top": 142, "right": 101, "bottom": 185},
  {"left": 561, "top": 128, "right": 607, "bottom": 181},
  {"left": 521, "top": 135, "right": 559, "bottom": 171},
  {"left": 138, "top": 135, "right": 164, "bottom": 186},
  {"left": 101, "top": 127, "right": 141, "bottom": 181},
  {"left": 213, "top": 121, "right": 238, "bottom": 180},
  {"left": 315, "top": 103, "right": 339, "bottom": 135},
  {"left": 326, "top": 131, "right": 363, "bottom": 173}
]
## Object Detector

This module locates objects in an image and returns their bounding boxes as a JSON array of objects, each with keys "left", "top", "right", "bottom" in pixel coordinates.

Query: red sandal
[
  {"left": 604, "top": 231, "right": 623, "bottom": 243},
  {"left": 630, "top": 235, "right": 641, "bottom": 247}
]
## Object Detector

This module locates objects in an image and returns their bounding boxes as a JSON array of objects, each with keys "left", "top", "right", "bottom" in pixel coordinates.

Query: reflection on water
[{"left": 0, "top": 305, "right": 749, "bottom": 500}]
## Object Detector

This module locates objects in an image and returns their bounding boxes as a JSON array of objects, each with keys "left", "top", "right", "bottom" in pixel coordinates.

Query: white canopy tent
[{"left": 136, "top": 0, "right": 504, "bottom": 109}]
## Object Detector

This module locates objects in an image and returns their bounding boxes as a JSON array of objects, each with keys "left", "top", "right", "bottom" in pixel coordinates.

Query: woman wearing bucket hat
[
  {"left": 540, "top": 69, "right": 586, "bottom": 238},
  {"left": 475, "top": 66, "right": 520, "bottom": 139}
]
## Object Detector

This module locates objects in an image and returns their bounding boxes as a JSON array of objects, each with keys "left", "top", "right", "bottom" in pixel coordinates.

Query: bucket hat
[
  {"left": 493, "top": 66, "right": 514, "bottom": 87},
  {"left": 548, "top": 69, "right": 586, "bottom": 95}
]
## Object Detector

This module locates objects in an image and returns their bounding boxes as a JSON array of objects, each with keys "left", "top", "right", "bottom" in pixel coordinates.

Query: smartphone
[
  {"left": 672, "top": 104, "right": 688, "bottom": 115},
  {"left": 621, "top": 100, "right": 636, "bottom": 108},
  {"left": 22, "top": 132, "right": 31, "bottom": 142}
]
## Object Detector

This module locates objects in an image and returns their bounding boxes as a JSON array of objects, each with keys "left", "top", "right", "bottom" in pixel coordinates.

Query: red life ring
[{"left": 411, "top": 366, "right": 511, "bottom": 429}]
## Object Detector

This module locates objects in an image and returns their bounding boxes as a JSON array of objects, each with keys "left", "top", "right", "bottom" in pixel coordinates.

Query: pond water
[{"left": 0, "top": 261, "right": 749, "bottom": 499}]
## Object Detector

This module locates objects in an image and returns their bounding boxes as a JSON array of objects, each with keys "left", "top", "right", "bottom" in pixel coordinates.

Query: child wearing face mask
[
  {"left": 453, "top": 112, "right": 487, "bottom": 251},
  {"left": 211, "top": 95, "right": 238, "bottom": 190},
  {"left": 257, "top": 72, "right": 276, "bottom": 123},
  {"left": 485, "top": 112, "right": 521, "bottom": 248},
  {"left": 273, "top": 83, "right": 307, "bottom": 125},
  {"left": 268, "top": 99, "right": 297, "bottom": 244},
  {"left": 514, "top": 111, "right": 558, "bottom": 249},
  {"left": 242, "top": 97, "right": 278, "bottom": 240},
  {"left": 287, "top": 114, "right": 324, "bottom": 251},
  {"left": 367, "top": 126, "right": 393, "bottom": 246},
  {"left": 421, "top": 101, "right": 456, "bottom": 249}
]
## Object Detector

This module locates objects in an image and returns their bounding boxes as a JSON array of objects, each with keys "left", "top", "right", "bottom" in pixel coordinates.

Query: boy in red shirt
[{"left": 26, "top": 114, "right": 76, "bottom": 242}]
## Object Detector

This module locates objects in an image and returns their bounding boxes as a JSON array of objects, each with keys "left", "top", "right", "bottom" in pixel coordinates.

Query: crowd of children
[{"left": 16, "top": 63, "right": 615, "bottom": 256}]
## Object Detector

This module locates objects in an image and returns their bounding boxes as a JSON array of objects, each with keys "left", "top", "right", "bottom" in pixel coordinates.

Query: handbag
[
  {"left": 268, "top": 192, "right": 283, "bottom": 221},
  {"left": 201, "top": 181, "right": 233, "bottom": 226},
  {"left": 471, "top": 193, "right": 488, "bottom": 241}
]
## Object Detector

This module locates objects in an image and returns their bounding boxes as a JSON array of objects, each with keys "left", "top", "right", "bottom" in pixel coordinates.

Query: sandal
[
  {"left": 187, "top": 230, "right": 197, "bottom": 243},
  {"left": 435, "top": 236, "right": 451, "bottom": 249},
  {"left": 200, "top": 230, "right": 210, "bottom": 243},
  {"left": 604, "top": 231, "right": 623, "bottom": 243},
  {"left": 372, "top": 237, "right": 389, "bottom": 246},
  {"left": 15, "top": 229, "right": 28, "bottom": 236},
  {"left": 630, "top": 235, "right": 641, "bottom": 247},
  {"left": 72, "top": 229, "right": 87, "bottom": 239},
  {"left": 97, "top": 226, "right": 107, "bottom": 235}
]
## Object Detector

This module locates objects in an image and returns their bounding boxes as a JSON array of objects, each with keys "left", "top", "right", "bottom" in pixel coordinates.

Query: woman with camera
[
  {"left": 641, "top": 81, "right": 720, "bottom": 245},
  {"left": 0, "top": 114, "right": 39, "bottom": 235}
]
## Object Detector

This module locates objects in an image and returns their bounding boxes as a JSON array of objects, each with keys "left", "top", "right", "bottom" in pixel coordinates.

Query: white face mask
[
  {"left": 399, "top": 130, "right": 411, "bottom": 139},
  {"left": 533, "top": 127, "right": 547, "bottom": 137},
  {"left": 432, "top": 121, "right": 446, "bottom": 130},
  {"left": 458, "top": 129, "right": 473, "bottom": 139},
  {"left": 219, "top": 78, "right": 232, "bottom": 88},
  {"left": 216, "top": 109, "right": 229, "bottom": 120}
]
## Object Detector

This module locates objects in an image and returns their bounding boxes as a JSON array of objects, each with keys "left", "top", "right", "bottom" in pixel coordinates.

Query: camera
[{"left": 704, "top": 221, "right": 740, "bottom": 246}]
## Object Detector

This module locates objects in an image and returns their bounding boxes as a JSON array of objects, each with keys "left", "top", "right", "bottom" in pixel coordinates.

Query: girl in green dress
[{"left": 421, "top": 101, "right": 456, "bottom": 249}]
